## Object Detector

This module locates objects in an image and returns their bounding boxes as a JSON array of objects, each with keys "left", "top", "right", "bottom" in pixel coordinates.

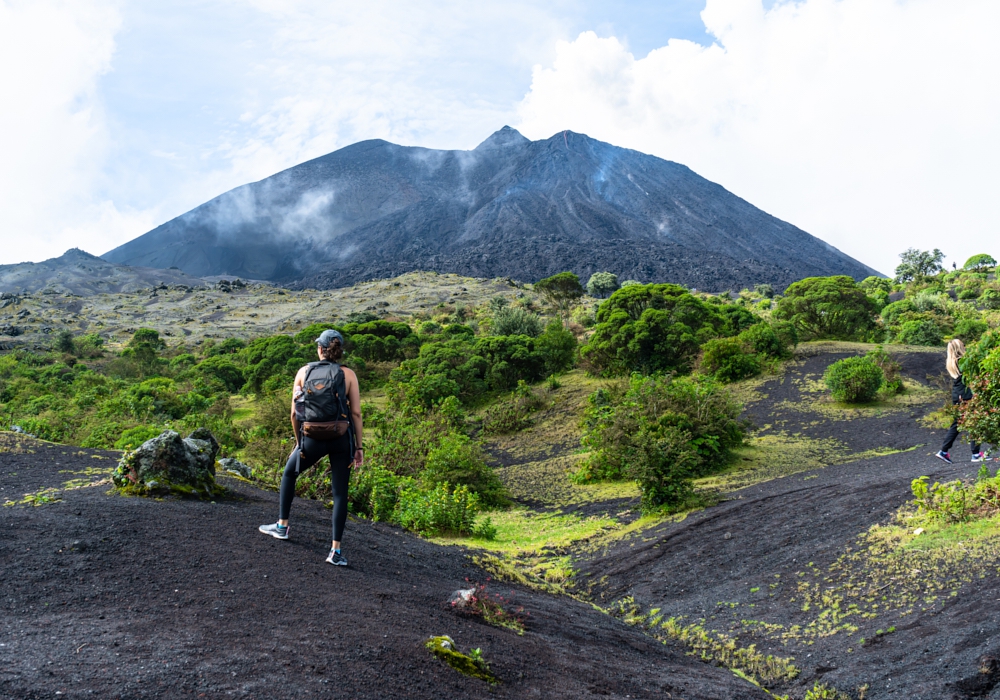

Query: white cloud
[
  {"left": 0, "top": 0, "right": 141, "bottom": 263},
  {"left": 516, "top": 0, "right": 1000, "bottom": 275}
]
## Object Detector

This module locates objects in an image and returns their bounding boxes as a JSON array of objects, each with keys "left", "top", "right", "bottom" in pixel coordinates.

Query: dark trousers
[
  {"left": 941, "top": 418, "right": 981, "bottom": 456},
  {"left": 279, "top": 434, "right": 352, "bottom": 542}
]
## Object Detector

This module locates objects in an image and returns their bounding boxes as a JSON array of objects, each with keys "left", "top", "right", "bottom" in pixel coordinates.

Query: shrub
[
  {"left": 960, "top": 339, "right": 1000, "bottom": 449},
  {"left": 55, "top": 330, "right": 76, "bottom": 354},
  {"left": 196, "top": 356, "right": 245, "bottom": 393},
  {"left": 349, "top": 464, "right": 412, "bottom": 521},
  {"left": 912, "top": 290, "right": 948, "bottom": 313},
  {"left": 755, "top": 283, "right": 775, "bottom": 299},
  {"left": 114, "top": 425, "right": 163, "bottom": 450},
  {"left": 738, "top": 322, "right": 790, "bottom": 359},
  {"left": 394, "top": 482, "right": 481, "bottom": 536},
  {"left": 536, "top": 319, "right": 577, "bottom": 375},
  {"left": 579, "top": 374, "right": 745, "bottom": 510},
  {"left": 75, "top": 334, "right": 105, "bottom": 359},
  {"left": 773, "top": 276, "right": 876, "bottom": 341},
  {"left": 720, "top": 304, "right": 760, "bottom": 335},
  {"left": 620, "top": 280, "right": 641, "bottom": 288},
  {"left": 954, "top": 318, "right": 989, "bottom": 343},
  {"left": 880, "top": 299, "right": 916, "bottom": 326},
  {"left": 823, "top": 356, "right": 884, "bottom": 403},
  {"left": 586, "top": 272, "right": 620, "bottom": 298},
  {"left": 896, "top": 319, "right": 942, "bottom": 346},
  {"left": 865, "top": 346, "right": 903, "bottom": 395},
  {"left": 700, "top": 338, "right": 761, "bottom": 383},
  {"left": 981, "top": 288, "right": 1000, "bottom": 310},
  {"left": 490, "top": 306, "right": 543, "bottom": 337},
  {"left": 580, "top": 283, "right": 727, "bottom": 376},
  {"left": 420, "top": 434, "right": 510, "bottom": 508}
]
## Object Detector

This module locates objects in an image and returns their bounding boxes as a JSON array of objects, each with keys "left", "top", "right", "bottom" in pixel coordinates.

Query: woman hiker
[
  {"left": 936, "top": 338, "right": 987, "bottom": 465},
  {"left": 259, "top": 330, "right": 364, "bottom": 566}
]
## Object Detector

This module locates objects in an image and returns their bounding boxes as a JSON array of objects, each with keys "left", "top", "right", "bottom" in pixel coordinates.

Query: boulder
[
  {"left": 112, "top": 428, "right": 221, "bottom": 497},
  {"left": 219, "top": 457, "right": 251, "bottom": 479}
]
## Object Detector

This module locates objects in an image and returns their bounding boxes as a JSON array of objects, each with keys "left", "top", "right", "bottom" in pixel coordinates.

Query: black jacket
[{"left": 952, "top": 374, "right": 973, "bottom": 405}]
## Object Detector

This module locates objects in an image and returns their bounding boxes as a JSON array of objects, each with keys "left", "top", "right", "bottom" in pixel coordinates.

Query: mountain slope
[
  {"left": 104, "top": 127, "right": 879, "bottom": 291},
  {"left": 0, "top": 248, "right": 206, "bottom": 295}
]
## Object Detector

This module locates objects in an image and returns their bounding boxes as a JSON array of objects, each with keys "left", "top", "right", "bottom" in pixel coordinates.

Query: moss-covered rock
[
  {"left": 424, "top": 636, "right": 496, "bottom": 683},
  {"left": 112, "top": 428, "right": 223, "bottom": 499}
]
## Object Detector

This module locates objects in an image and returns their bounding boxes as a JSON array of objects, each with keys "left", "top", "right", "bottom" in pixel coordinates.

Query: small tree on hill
[
  {"left": 586, "top": 272, "right": 620, "bottom": 298},
  {"left": 964, "top": 254, "right": 997, "bottom": 272},
  {"left": 534, "top": 272, "right": 584, "bottom": 313},
  {"left": 895, "top": 248, "right": 944, "bottom": 283}
]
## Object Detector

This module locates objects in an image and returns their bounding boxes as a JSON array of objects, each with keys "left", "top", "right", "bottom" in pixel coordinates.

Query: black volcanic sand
[
  {"left": 581, "top": 346, "right": 1000, "bottom": 700},
  {"left": 0, "top": 439, "right": 764, "bottom": 700}
]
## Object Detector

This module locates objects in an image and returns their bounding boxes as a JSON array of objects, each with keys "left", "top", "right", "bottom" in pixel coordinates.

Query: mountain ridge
[{"left": 103, "top": 127, "right": 880, "bottom": 291}]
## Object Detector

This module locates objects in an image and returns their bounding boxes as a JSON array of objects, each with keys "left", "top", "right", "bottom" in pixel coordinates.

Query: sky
[{"left": 1, "top": 0, "right": 997, "bottom": 276}]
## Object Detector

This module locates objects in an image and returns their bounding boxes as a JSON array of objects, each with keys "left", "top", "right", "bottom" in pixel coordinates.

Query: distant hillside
[
  {"left": 0, "top": 249, "right": 206, "bottom": 295},
  {"left": 104, "top": 127, "right": 880, "bottom": 291}
]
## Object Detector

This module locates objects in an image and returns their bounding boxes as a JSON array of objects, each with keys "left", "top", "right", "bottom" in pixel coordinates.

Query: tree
[
  {"left": 580, "top": 283, "right": 727, "bottom": 375},
  {"left": 894, "top": 248, "right": 944, "bottom": 283},
  {"left": 123, "top": 328, "right": 166, "bottom": 371},
  {"left": 534, "top": 272, "right": 584, "bottom": 312},
  {"left": 773, "top": 276, "right": 876, "bottom": 341},
  {"left": 964, "top": 254, "right": 997, "bottom": 272},
  {"left": 586, "top": 272, "right": 620, "bottom": 298}
]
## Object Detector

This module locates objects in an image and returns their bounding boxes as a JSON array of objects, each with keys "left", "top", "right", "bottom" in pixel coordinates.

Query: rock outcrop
[{"left": 112, "top": 428, "right": 222, "bottom": 497}]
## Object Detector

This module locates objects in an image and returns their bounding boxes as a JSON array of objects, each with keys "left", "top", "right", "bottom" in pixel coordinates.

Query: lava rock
[
  {"left": 219, "top": 457, "right": 251, "bottom": 479},
  {"left": 112, "top": 428, "right": 221, "bottom": 497},
  {"left": 448, "top": 589, "right": 476, "bottom": 609},
  {"left": 0, "top": 325, "right": 21, "bottom": 337}
]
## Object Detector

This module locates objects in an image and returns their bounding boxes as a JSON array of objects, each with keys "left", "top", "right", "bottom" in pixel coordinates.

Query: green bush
[
  {"left": 823, "top": 356, "right": 884, "bottom": 403},
  {"left": 578, "top": 374, "right": 745, "bottom": 511},
  {"left": 490, "top": 306, "right": 543, "bottom": 337},
  {"left": 865, "top": 346, "right": 903, "bottom": 396},
  {"left": 896, "top": 319, "right": 942, "bottom": 346},
  {"left": 880, "top": 299, "right": 916, "bottom": 326},
  {"left": 773, "top": 276, "right": 877, "bottom": 341},
  {"left": 393, "top": 482, "right": 481, "bottom": 536},
  {"left": 981, "top": 288, "right": 1000, "bottom": 310},
  {"left": 954, "top": 318, "right": 989, "bottom": 343},
  {"left": 700, "top": 338, "right": 761, "bottom": 383},
  {"left": 536, "top": 319, "right": 577, "bottom": 375},
  {"left": 420, "top": 434, "right": 509, "bottom": 508},
  {"left": 114, "top": 425, "right": 163, "bottom": 450},
  {"left": 349, "top": 464, "right": 413, "bottom": 521},
  {"left": 580, "top": 283, "right": 727, "bottom": 376},
  {"left": 738, "top": 322, "right": 790, "bottom": 359}
]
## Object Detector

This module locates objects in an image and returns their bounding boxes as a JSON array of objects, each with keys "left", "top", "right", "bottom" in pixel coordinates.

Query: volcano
[{"left": 103, "top": 127, "right": 878, "bottom": 291}]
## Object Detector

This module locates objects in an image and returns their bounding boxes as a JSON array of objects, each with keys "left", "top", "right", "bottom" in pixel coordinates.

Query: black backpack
[{"left": 295, "top": 361, "right": 352, "bottom": 442}]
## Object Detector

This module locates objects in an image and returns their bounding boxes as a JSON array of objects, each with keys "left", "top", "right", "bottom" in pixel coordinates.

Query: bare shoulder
[
  {"left": 341, "top": 366, "right": 359, "bottom": 384},
  {"left": 293, "top": 365, "right": 309, "bottom": 384}
]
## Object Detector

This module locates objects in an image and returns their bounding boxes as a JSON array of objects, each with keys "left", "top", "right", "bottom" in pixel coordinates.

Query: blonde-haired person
[{"left": 936, "top": 338, "right": 986, "bottom": 464}]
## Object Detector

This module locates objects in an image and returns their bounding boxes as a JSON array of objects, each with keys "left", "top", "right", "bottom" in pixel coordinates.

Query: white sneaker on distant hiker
[
  {"left": 259, "top": 522, "right": 289, "bottom": 540},
  {"left": 972, "top": 451, "right": 989, "bottom": 463},
  {"left": 935, "top": 451, "right": 953, "bottom": 464}
]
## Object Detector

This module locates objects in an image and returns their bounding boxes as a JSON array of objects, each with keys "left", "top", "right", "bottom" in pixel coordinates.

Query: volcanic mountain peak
[{"left": 103, "top": 129, "right": 879, "bottom": 291}]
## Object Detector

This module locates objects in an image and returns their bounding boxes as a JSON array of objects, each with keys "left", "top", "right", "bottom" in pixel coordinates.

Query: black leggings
[
  {"left": 941, "top": 418, "right": 981, "bottom": 456},
  {"left": 279, "top": 435, "right": 352, "bottom": 542}
]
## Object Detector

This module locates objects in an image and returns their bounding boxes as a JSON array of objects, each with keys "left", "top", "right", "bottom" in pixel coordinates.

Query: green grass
[{"left": 433, "top": 507, "right": 618, "bottom": 554}]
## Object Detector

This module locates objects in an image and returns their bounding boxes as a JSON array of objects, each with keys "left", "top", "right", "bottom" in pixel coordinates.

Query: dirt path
[{"left": 0, "top": 438, "right": 764, "bottom": 700}]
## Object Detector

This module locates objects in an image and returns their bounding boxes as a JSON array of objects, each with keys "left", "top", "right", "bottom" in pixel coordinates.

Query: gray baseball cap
[{"left": 314, "top": 329, "right": 344, "bottom": 347}]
